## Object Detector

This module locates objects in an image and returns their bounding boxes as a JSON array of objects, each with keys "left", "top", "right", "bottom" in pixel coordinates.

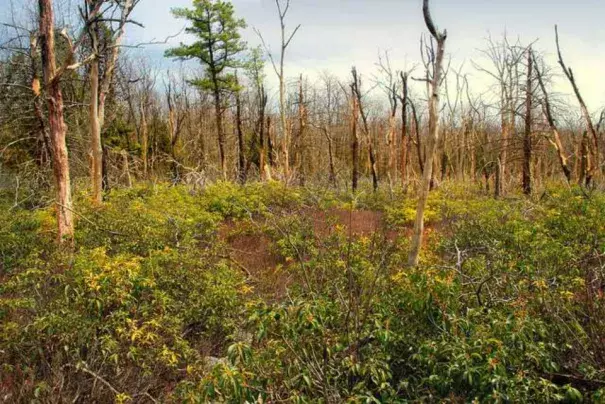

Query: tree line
[{"left": 0, "top": 0, "right": 604, "bottom": 260}]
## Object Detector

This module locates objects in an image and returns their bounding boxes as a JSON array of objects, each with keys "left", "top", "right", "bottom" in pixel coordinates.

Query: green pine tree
[{"left": 166, "top": 0, "right": 247, "bottom": 179}]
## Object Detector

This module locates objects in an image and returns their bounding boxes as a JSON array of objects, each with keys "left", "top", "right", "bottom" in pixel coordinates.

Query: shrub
[{"left": 1, "top": 183, "right": 604, "bottom": 402}]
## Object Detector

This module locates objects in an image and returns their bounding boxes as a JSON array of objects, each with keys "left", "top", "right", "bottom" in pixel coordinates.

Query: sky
[{"left": 1, "top": 0, "right": 604, "bottom": 112}]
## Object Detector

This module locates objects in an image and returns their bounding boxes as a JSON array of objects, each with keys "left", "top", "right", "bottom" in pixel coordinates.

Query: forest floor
[
  {"left": 220, "top": 207, "right": 398, "bottom": 298},
  {"left": 1, "top": 181, "right": 604, "bottom": 402}
]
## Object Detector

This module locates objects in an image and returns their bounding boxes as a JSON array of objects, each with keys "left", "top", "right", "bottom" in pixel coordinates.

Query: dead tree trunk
[
  {"left": 166, "top": 80, "right": 186, "bottom": 183},
  {"left": 121, "top": 150, "right": 132, "bottom": 188},
  {"left": 580, "top": 131, "right": 590, "bottom": 186},
  {"left": 258, "top": 86, "right": 271, "bottom": 181},
  {"left": 522, "top": 48, "right": 533, "bottom": 195},
  {"left": 351, "top": 77, "right": 360, "bottom": 192},
  {"left": 257, "top": 0, "right": 301, "bottom": 182},
  {"left": 88, "top": 0, "right": 136, "bottom": 203},
  {"left": 410, "top": 98, "right": 424, "bottom": 174},
  {"left": 351, "top": 67, "right": 378, "bottom": 192},
  {"left": 295, "top": 74, "right": 307, "bottom": 185},
  {"left": 366, "top": 125, "right": 378, "bottom": 192},
  {"left": 30, "top": 34, "right": 51, "bottom": 168},
  {"left": 212, "top": 76, "right": 227, "bottom": 180},
  {"left": 140, "top": 97, "right": 149, "bottom": 177},
  {"left": 387, "top": 85, "right": 398, "bottom": 193},
  {"left": 235, "top": 83, "right": 247, "bottom": 184},
  {"left": 38, "top": 0, "right": 74, "bottom": 245},
  {"left": 495, "top": 96, "right": 512, "bottom": 198},
  {"left": 533, "top": 53, "right": 572, "bottom": 183},
  {"left": 89, "top": 49, "right": 103, "bottom": 203},
  {"left": 322, "top": 126, "right": 337, "bottom": 187},
  {"left": 555, "top": 25, "right": 599, "bottom": 184},
  {"left": 400, "top": 72, "right": 409, "bottom": 188},
  {"left": 408, "top": 0, "right": 447, "bottom": 267},
  {"left": 267, "top": 116, "right": 276, "bottom": 169}
]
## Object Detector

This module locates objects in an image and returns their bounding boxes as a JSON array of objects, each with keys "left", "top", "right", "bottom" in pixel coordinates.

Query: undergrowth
[{"left": 1, "top": 182, "right": 604, "bottom": 402}]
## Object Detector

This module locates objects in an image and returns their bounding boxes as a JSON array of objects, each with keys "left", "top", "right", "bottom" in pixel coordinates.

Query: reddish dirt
[
  {"left": 309, "top": 208, "right": 403, "bottom": 241},
  {"left": 225, "top": 230, "right": 289, "bottom": 298},
  {"left": 218, "top": 209, "right": 405, "bottom": 298},
  {"left": 228, "top": 232, "right": 278, "bottom": 272},
  {"left": 310, "top": 209, "right": 384, "bottom": 237}
]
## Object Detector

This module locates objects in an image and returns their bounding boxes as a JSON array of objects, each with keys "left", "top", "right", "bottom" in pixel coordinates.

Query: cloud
[{"left": 3, "top": 0, "right": 601, "bottom": 110}]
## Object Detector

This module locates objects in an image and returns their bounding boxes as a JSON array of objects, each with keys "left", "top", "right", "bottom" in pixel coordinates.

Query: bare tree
[
  {"left": 88, "top": 0, "right": 140, "bottom": 204},
  {"left": 400, "top": 71, "right": 410, "bottom": 188},
  {"left": 255, "top": 0, "right": 301, "bottom": 182},
  {"left": 522, "top": 47, "right": 533, "bottom": 195},
  {"left": 408, "top": 0, "right": 447, "bottom": 267},
  {"left": 294, "top": 74, "right": 307, "bottom": 185},
  {"left": 310, "top": 72, "right": 341, "bottom": 188},
  {"left": 474, "top": 35, "right": 528, "bottom": 197},
  {"left": 166, "top": 72, "right": 187, "bottom": 182},
  {"left": 533, "top": 52, "right": 572, "bottom": 183},
  {"left": 38, "top": 0, "right": 98, "bottom": 244},
  {"left": 246, "top": 47, "right": 271, "bottom": 181},
  {"left": 138, "top": 70, "right": 156, "bottom": 178},
  {"left": 376, "top": 51, "right": 399, "bottom": 194},
  {"left": 318, "top": 73, "right": 340, "bottom": 188},
  {"left": 409, "top": 96, "right": 424, "bottom": 175},
  {"left": 351, "top": 67, "right": 378, "bottom": 192},
  {"left": 443, "top": 66, "right": 465, "bottom": 183},
  {"left": 350, "top": 69, "right": 360, "bottom": 192},
  {"left": 555, "top": 25, "right": 599, "bottom": 185},
  {"left": 234, "top": 72, "right": 247, "bottom": 184}
]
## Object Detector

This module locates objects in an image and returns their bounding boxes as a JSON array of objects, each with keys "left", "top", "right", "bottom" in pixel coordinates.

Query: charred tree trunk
[
  {"left": 213, "top": 85, "right": 226, "bottom": 180},
  {"left": 522, "top": 48, "right": 533, "bottom": 195},
  {"left": 296, "top": 75, "right": 307, "bottom": 186},
  {"left": 258, "top": 87, "right": 271, "bottom": 181},
  {"left": 235, "top": 85, "right": 247, "bottom": 184},
  {"left": 400, "top": 72, "right": 409, "bottom": 187},
  {"left": 322, "top": 126, "right": 337, "bottom": 188},
  {"left": 366, "top": 128, "right": 378, "bottom": 192},
  {"left": 440, "top": 150, "right": 448, "bottom": 182},
  {"left": 351, "top": 82, "right": 360, "bottom": 192},
  {"left": 351, "top": 67, "right": 378, "bottom": 192}
]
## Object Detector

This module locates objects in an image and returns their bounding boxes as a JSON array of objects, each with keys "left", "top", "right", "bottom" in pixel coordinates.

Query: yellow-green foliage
[
  {"left": 200, "top": 180, "right": 302, "bottom": 218},
  {"left": 384, "top": 187, "right": 460, "bottom": 227},
  {"left": 1, "top": 183, "right": 604, "bottom": 402}
]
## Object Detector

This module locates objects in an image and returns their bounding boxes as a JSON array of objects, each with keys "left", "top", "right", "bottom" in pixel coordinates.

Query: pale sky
[{"left": 2, "top": 0, "right": 604, "bottom": 113}]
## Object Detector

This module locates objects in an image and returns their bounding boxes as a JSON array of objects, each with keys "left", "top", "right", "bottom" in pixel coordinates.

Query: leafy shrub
[
  {"left": 1, "top": 183, "right": 604, "bottom": 402},
  {"left": 0, "top": 185, "right": 249, "bottom": 402}
]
